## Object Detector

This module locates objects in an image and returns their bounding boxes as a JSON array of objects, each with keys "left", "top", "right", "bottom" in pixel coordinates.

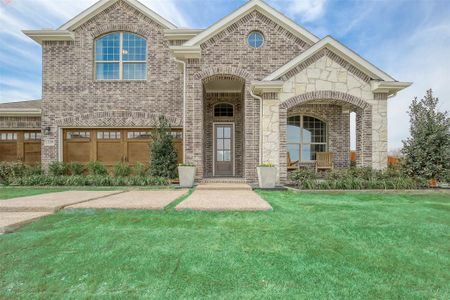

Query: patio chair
[
  {"left": 315, "top": 152, "right": 334, "bottom": 172},
  {"left": 287, "top": 152, "right": 299, "bottom": 171}
]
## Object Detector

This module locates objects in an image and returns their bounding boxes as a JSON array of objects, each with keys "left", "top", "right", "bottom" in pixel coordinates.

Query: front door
[{"left": 214, "top": 124, "right": 234, "bottom": 176}]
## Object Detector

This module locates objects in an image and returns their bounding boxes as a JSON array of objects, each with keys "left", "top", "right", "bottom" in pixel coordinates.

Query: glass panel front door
[{"left": 214, "top": 124, "right": 233, "bottom": 176}]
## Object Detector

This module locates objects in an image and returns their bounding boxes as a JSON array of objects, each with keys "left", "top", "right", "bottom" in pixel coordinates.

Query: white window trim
[
  {"left": 94, "top": 32, "right": 148, "bottom": 81},
  {"left": 287, "top": 115, "right": 328, "bottom": 162}
]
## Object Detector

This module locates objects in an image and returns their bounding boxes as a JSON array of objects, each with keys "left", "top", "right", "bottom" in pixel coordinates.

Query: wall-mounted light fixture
[{"left": 43, "top": 126, "right": 51, "bottom": 135}]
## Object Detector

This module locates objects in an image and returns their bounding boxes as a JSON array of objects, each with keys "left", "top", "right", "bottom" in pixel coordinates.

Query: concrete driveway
[{"left": 66, "top": 189, "right": 188, "bottom": 210}]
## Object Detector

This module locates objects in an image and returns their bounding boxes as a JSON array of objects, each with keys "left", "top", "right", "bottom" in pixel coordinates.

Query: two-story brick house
[{"left": 0, "top": 0, "right": 411, "bottom": 183}]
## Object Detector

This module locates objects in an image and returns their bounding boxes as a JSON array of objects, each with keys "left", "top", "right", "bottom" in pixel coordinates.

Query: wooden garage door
[
  {"left": 63, "top": 129, "right": 183, "bottom": 166},
  {"left": 0, "top": 131, "right": 41, "bottom": 164}
]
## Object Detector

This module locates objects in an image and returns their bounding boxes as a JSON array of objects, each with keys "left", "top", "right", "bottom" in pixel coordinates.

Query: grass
[{"left": 0, "top": 190, "right": 449, "bottom": 299}]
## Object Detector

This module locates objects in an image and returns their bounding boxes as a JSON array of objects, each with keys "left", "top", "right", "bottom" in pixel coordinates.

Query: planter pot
[
  {"left": 178, "top": 166, "right": 196, "bottom": 188},
  {"left": 428, "top": 178, "right": 438, "bottom": 188},
  {"left": 257, "top": 166, "right": 277, "bottom": 189}
]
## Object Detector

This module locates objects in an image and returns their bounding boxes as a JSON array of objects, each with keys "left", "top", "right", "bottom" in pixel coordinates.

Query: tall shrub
[
  {"left": 401, "top": 89, "right": 450, "bottom": 180},
  {"left": 149, "top": 115, "right": 178, "bottom": 179}
]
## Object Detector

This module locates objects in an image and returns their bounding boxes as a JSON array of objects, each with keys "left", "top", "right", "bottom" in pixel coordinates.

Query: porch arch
[{"left": 278, "top": 91, "right": 373, "bottom": 182}]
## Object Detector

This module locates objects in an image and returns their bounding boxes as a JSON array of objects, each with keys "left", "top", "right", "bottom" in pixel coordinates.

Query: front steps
[
  {"left": 200, "top": 177, "right": 247, "bottom": 184},
  {"left": 197, "top": 182, "right": 252, "bottom": 191}
]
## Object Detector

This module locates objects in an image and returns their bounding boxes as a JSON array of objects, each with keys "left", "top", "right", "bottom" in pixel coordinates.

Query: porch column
[
  {"left": 355, "top": 107, "right": 373, "bottom": 167},
  {"left": 261, "top": 92, "right": 280, "bottom": 183},
  {"left": 371, "top": 93, "right": 388, "bottom": 170}
]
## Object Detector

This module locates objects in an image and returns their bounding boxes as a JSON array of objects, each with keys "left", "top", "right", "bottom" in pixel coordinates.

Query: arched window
[
  {"left": 214, "top": 103, "right": 234, "bottom": 117},
  {"left": 95, "top": 32, "right": 147, "bottom": 80},
  {"left": 287, "top": 115, "right": 327, "bottom": 163}
]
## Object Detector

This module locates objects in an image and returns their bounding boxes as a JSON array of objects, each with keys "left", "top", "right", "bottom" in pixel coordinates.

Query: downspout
[
  {"left": 174, "top": 57, "right": 186, "bottom": 163},
  {"left": 249, "top": 88, "right": 263, "bottom": 165}
]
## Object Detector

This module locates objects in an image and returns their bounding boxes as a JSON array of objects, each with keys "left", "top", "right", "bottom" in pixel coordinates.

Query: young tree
[
  {"left": 149, "top": 116, "right": 178, "bottom": 179},
  {"left": 401, "top": 89, "right": 450, "bottom": 180}
]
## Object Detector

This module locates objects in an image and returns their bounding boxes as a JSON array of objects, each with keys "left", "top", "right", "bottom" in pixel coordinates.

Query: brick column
[
  {"left": 356, "top": 107, "right": 372, "bottom": 167},
  {"left": 372, "top": 93, "right": 388, "bottom": 170}
]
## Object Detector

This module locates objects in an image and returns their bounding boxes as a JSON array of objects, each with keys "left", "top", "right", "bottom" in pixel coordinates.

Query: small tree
[
  {"left": 401, "top": 89, "right": 450, "bottom": 180},
  {"left": 149, "top": 115, "right": 178, "bottom": 179}
]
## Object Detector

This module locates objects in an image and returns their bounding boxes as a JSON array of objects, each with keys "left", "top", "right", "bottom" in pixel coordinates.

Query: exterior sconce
[{"left": 43, "top": 127, "right": 51, "bottom": 135}]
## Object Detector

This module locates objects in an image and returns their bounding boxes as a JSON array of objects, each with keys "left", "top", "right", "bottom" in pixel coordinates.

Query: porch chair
[
  {"left": 287, "top": 152, "right": 299, "bottom": 171},
  {"left": 315, "top": 152, "right": 334, "bottom": 172}
]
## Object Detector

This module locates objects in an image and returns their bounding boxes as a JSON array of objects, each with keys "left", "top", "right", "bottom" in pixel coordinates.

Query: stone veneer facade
[{"left": 0, "top": 0, "right": 398, "bottom": 184}]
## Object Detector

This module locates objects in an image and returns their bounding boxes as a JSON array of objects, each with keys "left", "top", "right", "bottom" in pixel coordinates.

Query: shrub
[
  {"left": 87, "top": 161, "right": 108, "bottom": 176},
  {"left": 402, "top": 89, "right": 450, "bottom": 180},
  {"left": 24, "top": 164, "right": 42, "bottom": 176},
  {"left": 113, "top": 163, "right": 131, "bottom": 177},
  {"left": 0, "top": 161, "right": 26, "bottom": 184},
  {"left": 49, "top": 161, "right": 68, "bottom": 176},
  {"left": 68, "top": 162, "right": 84, "bottom": 176},
  {"left": 289, "top": 166, "right": 426, "bottom": 190},
  {"left": 131, "top": 162, "right": 146, "bottom": 177},
  {"left": 149, "top": 115, "right": 178, "bottom": 179},
  {"left": 9, "top": 174, "right": 169, "bottom": 186}
]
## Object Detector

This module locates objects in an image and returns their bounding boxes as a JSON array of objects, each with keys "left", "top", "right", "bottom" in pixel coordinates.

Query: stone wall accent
[
  {"left": 41, "top": 0, "right": 183, "bottom": 169},
  {"left": 0, "top": 116, "right": 41, "bottom": 129},
  {"left": 281, "top": 90, "right": 370, "bottom": 110},
  {"left": 203, "top": 92, "right": 244, "bottom": 177},
  {"left": 261, "top": 99, "right": 280, "bottom": 181},
  {"left": 371, "top": 93, "right": 388, "bottom": 169}
]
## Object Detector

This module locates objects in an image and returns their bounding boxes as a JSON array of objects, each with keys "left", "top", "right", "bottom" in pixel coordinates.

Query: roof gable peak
[
  {"left": 59, "top": 0, "right": 176, "bottom": 31},
  {"left": 184, "top": 0, "right": 319, "bottom": 46}
]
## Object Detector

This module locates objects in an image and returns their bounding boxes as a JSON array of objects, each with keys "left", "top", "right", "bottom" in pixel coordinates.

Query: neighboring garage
[
  {"left": 0, "top": 130, "right": 41, "bottom": 164},
  {"left": 63, "top": 128, "right": 183, "bottom": 167}
]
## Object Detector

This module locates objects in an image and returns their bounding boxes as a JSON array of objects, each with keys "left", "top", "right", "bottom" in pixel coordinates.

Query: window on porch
[{"left": 287, "top": 115, "right": 327, "bottom": 169}]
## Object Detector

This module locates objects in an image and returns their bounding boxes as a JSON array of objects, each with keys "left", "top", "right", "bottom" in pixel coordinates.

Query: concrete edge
[
  {"left": 0, "top": 213, "right": 52, "bottom": 234},
  {"left": 57, "top": 190, "right": 129, "bottom": 211}
]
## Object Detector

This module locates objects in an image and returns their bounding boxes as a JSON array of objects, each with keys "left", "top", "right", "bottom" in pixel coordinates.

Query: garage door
[
  {"left": 0, "top": 131, "right": 41, "bottom": 164},
  {"left": 63, "top": 129, "right": 183, "bottom": 167}
]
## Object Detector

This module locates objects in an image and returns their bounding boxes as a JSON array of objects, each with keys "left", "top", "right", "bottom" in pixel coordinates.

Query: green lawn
[{"left": 0, "top": 190, "right": 449, "bottom": 299}]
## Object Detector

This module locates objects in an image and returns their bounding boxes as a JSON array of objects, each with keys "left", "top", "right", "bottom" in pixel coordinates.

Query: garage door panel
[
  {"left": 128, "top": 142, "right": 149, "bottom": 164},
  {"left": 0, "top": 143, "right": 17, "bottom": 161},
  {"left": 97, "top": 142, "right": 122, "bottom": 165},
  {"left": 66, "top": 142, "right": 91, "bottom": 163},
  {"left": 24, "top": 143, "right": 41, "bottom": 164}
]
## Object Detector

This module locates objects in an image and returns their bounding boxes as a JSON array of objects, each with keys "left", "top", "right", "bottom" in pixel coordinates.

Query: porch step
[
  {"left": 200, "top": 177, "right": 247, "bottom": 184},
  {"left": 196, "top": 183, "right": 252, "bottom": 191}
]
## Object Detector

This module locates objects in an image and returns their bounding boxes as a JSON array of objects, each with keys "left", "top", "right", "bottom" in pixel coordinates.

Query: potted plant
[
  {"left": 178, "top": 163, "right": 196, "bottom": 188},
  {"left": 257, "top": 163, "right": 277, "bottom": 189}
]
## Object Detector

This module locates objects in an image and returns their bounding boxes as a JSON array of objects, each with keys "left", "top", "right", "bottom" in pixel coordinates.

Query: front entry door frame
[{"left": 213, "top": 122, "right": 235, "bottom": 177}]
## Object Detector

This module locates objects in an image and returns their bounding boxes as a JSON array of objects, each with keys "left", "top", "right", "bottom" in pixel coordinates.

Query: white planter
[
  {"left": 178, "top": 166, "right": 196, "bottom": 188},
  {"left": 257, "top": 166, "right": 277, "bottom": 189}
]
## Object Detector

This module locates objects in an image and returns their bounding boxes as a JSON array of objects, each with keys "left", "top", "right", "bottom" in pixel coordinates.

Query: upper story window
[
  {"left": 95, "top": 32, "right": 147, "bottom": 81},
  {"left": 247, "top": 31, "right": 264, "bottom": 49},
  {"left": 214, "top": 103, "right": 234, "bottom": 117}
]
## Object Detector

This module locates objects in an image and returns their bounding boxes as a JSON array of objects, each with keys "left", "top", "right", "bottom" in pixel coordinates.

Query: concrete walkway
[
  {"left": 0, "top": 191, "right": 122, "bottom": 234},
  {"left": 176, "top": 183, "right": 272, "bottom": 211},
  {"left": 66, "top": 189, "right": 188, "bottom": 210}
]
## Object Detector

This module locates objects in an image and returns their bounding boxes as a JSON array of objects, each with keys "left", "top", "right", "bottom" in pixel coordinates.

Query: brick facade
[
  {"left": 40, "top": 1, "right": 183, "bottom": 169},
  {"left": 4, "top": 0, "right": 397, "bottom": 181}
]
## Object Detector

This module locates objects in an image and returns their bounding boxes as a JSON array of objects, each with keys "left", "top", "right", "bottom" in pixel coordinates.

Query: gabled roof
[
  {"left": 59, "top": 0, "right": 176, "bottom": 30},
  {"left": 0, "top": 100, "right": 42, "bottom": 116},
  {"left": 264, "top": 36, "right": 396, "bottom": 82},
  {"left": 184, "top": 0, "right": 319, "bottom": 47}
]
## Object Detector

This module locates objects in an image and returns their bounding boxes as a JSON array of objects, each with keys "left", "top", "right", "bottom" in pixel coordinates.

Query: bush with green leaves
[
  {"left": 133, "top": 162, "right": 147, "bottom": 177},
  {"left": 10, "top": 175, "right": 169, "bottom": 186},
  {"left": 113, "top": 163, "right": 131, "bottom": 177},
  {"left": 48, "top": 161, "right": 68, "bottom": 176},
  {"left": 289, "top": 166, "right": 427, "bottom": 190},
  {"left": 149, "top": 115, "right": 178, "bottom": 179},
  {"left": 87, "top": 161, "right": 108, "bottom": 176},
  {"left": 68, "top": 162, "right": 84, "bottom": 176},
  {"left": 401, "top": 89, "right": 450, "bottom": 180}
]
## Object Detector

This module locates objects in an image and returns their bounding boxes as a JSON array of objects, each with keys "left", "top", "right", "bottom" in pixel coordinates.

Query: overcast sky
[{"left": 0, "top": 0, "right": 449, "bottom": 151}]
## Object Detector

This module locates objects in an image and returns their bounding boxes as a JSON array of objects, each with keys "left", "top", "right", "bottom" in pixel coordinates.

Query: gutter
[
  {"left": 249, "top": 89, "right": 263, "bottom": 165},
  {"left": 173, "top": 57, "right": 186, "bottom": 163},
  {"left": 0, "top": 109, "right": 42, "bottom": 117}
]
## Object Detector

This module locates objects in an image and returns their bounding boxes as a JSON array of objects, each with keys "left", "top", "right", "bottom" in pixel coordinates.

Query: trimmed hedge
[
  {"left": 289, "top": 167, "right": 428, "bottom": 190},
  {"left": 9, "top": 175, "right": 169, "bottom": 187}
]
